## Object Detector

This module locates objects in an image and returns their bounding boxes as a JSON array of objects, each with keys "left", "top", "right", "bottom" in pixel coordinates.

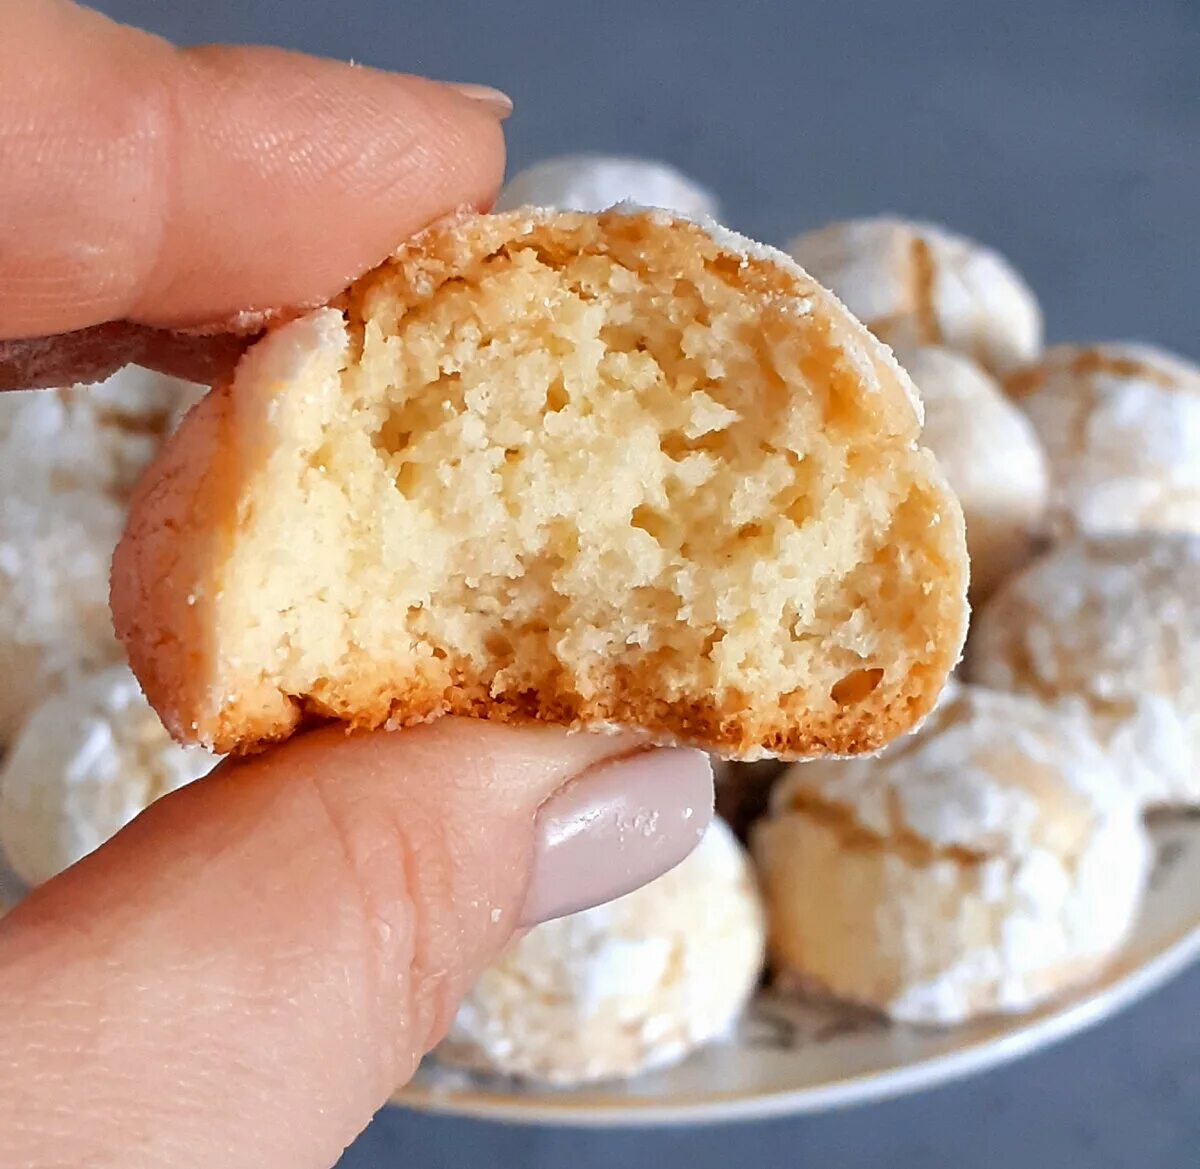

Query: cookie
[
  {"left": 1005, "top": 342, "right": 1200, "bottom": 538},
  {"left": 0, "top": 665, "right": 216, "bottom": 886},
  {"left": 0, "top": 366, "right": 202, "bottom": 742},
  {"left": 968, "top": 534, "right": 1200, "bottom": 809},
  {"left": 436, "top": 819, "right": 764, "bottom": 1084},
  {"left": 896, "top": 344, "right": 1048, "bottom": 601},
  {"left": 753, "top": 683, "right": 1149, "bottom": 1024},
  {"left": 113, "top": 207, "right": 968, "bottom": 758},
  {"left": 788, "top": 217, "right": 1042, "bottom": 375},
  {"left": 495, "top": 154, "right": 719, "bottom": 219}
]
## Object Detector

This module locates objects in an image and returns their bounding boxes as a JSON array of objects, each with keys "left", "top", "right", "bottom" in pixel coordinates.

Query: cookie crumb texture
[
  {"left": 753, "top": 683, "right": 1149, "bottom": 1025},
  {"left": 113, "top": 209, "right": 968, "bottom": 757},
  {"left": 438, "top": 819, "right": 765, "bottom": 1085}
]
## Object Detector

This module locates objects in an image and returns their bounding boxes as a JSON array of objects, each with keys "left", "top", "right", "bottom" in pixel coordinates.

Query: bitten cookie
[
  {"left": 752, "top": 683, "right": 1149, "bottom": 1025},
  {"left": 896, "top": 344, "right": 1049, "bottom": 601},
  {"left": 113, "top": 208, "right": 969, "bottom": 759},
  {"left": 788, "top": 217, "right": 1042, "bottom": 376},
  {"left": 0, "top": 366, "right": 202, "bottom": 742},
  {"left": 0, "top": 665, "right": 217, "bottom": 886},
  {"left": 1005, "top": 342, "right": 1200, "bottom": 538},
  {"left": 435, "top": 819, "right": 765, "bottom": 1084},
  {"left": 969, "top": 534, "right": 1200, "bottom": 809},
  {"left": 495, "top": 154, "right": 719, "bottom": 220}
]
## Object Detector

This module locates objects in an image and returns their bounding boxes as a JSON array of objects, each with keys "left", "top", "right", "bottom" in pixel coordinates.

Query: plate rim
[{"left": 396, "top": 893, "right": 1200, "bottom": 1127}]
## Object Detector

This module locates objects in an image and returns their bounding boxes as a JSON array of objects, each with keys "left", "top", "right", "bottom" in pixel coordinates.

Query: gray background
[{"left": 96, "top": 1, "right": 1200, "bottom": 1165}]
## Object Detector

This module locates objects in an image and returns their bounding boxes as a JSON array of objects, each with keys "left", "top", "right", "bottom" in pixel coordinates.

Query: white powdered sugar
[
  {"left": 0, "top": 488, "right": 127, "bottom": 745},
  {"left": 438, "top": 819, "right": 765, "bottom": 1084},
  {"left": 495, "top": 155, "right": 719, "bottom": 221},
  {"left": 0, "top": 366, "right": 203, "bottom": 742},
  {"left": 0, "top": 664, "right": 218, "bottom": 886},
  {"left": 1007, "top": 342, "right": 1200, "bottom": 538},
  {"left": 969, "top": 533, "right": 1200, "bottom": 809},
  {"left": 755, "top": 683, "right": 1149, "bottom": 1025},
  {"left": 788, "top": 217, "right": 1042, "bottom": 376}
]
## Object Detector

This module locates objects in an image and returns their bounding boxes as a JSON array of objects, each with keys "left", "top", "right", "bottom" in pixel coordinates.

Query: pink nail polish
[
  {"left": 444, "top": 82, "right": 514, "bottom": 119},
  {"left": 520, "top": 748, "right": 714, "bottom": 927}
]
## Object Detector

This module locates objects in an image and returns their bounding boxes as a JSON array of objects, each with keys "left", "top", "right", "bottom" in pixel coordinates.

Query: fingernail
[
  {"left": 520, "top": 748, "right": 714, "bottom": 927},
  {"left": 445, "top": 82, "right": 514, "bottom": 119}
]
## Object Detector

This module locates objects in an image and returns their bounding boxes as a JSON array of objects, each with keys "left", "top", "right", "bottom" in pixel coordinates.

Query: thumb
[{"left": 0, "top": 720, "right": 712, "bottom": 1169}]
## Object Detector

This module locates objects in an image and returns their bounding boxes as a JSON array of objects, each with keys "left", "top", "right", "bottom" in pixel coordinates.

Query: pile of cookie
[
  {"left": 439, "top": 157, "right": 1200, "bottom": 1084},
  {"left": 0, "top": 153, "right": 1195, "bottom": 1092},
  {"left": 0, "top": 370, "right": 216, "bottom": 891}
]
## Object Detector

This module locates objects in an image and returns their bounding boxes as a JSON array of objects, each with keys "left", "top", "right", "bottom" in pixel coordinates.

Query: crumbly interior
[{"left": 208, "top": 214, "right": 961, "bottom": 754}]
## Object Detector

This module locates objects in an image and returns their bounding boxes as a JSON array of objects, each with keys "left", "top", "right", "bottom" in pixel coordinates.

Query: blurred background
[{"left": 92, "top": 2, "right": 1200, "bottom": 1166}]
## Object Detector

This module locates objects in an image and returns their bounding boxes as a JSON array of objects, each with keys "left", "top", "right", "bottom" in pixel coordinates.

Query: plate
[{"left": 394, "top": 812, "right": 1200, "bottom": 1127}]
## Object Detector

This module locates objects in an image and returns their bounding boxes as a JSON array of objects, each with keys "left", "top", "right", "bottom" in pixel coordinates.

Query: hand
[{"left": 0, "top": 5, "right": 715, "bottom": 1167}]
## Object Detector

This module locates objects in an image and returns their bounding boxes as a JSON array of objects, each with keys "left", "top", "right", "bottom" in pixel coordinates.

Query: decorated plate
[{"left": 396, "top": 812, "right": 1200, "bottom": 1126}]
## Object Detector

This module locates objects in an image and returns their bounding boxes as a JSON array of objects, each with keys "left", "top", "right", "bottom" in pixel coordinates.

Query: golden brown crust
[
  {"left": 110, "top": 386, "right": 301, "bottom": 746},
  {"left": 197, "top": 655, "right": 936, "bottom": 760},
  {"left": 114, "top": 208, "right": 967, "bottom": 759}
]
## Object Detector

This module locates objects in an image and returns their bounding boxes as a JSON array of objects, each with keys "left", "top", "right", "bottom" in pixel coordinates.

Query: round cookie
[
  {"left": 113, "top": 207, "right": 969, "bottom": 760},
  {"left": 968, "top": 534, "right": 1200, "bottom": 808},
  {"left": 788, "top": 217, "right": 1042, "bottom": 376},
  {"left": 752, "top": 682, "right": 1149, "bottom": 1025},
  {"left": 0, "top": 366, "right": 202, "bottom": 742},
  {"left": 0, "top": 665, "right": 217, "bottom": 886},
  {"left": 495, "top": 154, "right": 719, "bottom": 220},
  {"left": 437, "top": 818, "right": 765, "bottom": 1084},
  {"left": 1005, "top": 342, "right": 1200, "bottom": 538},
  {"left": 896, "top": 345, "right": 1048, "bottom": 601}
]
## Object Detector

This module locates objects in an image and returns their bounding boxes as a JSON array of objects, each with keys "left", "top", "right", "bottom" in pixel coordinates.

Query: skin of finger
[
  {"left": 0, "top": 720, "right": 638, "bottom": 1169},
  {"left": 0, "top": 1, "right": 506, "bottom": 339}
]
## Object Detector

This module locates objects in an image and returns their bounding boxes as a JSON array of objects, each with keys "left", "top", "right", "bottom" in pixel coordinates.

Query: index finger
[{"left": 0, "top": 0, "right": 507, "bottom": 344}]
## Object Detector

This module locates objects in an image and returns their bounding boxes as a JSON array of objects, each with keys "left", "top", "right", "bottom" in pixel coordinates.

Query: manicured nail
[
  {"left": 445, "top": 82, "right": 514, "bottom": 119},
  {"left": 520, "top": 748, "right": 714, "bottom": 927}
]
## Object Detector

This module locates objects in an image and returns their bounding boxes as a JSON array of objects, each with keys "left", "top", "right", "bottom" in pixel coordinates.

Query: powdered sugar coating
[
  {"left": 969, "top": 534, "right": 1200, "bottom": 809},
  {"left": 0, "top": 366, "right": 203, "bottom": 742},
  {"left": 0, "top": 664, "right": 217, "bottom": 885},
  {"left": 495, "top": 155, "right": 719, "bottom": 221},
  {"left": 1005, "top": 342, "right": 1200, "bottom": 538},
  {"left": 0, "top": 364, "right": 204, "bottom": 501},
  {"left": 437, "top": 819, "right": 765, "bottom": 1084},
  {"left": 754, "top": 683, "right": 1149, "bottom": 1024},
  {"left": 895, "top": 344, "right": 1048, "bottom": 600},
  {"left": 788, "top": 217, "right": 1042, "bottom": 376}
]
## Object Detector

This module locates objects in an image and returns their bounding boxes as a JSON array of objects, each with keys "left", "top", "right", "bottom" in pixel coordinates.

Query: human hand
[{"left": 0, "top": 5, "right": 715, "bottom": 1167}]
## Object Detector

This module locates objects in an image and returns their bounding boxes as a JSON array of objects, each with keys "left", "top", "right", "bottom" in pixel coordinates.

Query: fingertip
[
  {"left": 130, "top": 53, "right": 509, "bottom": 327},
  {"left": 0, "top": 7, "right": 510, "bottom": 338}
]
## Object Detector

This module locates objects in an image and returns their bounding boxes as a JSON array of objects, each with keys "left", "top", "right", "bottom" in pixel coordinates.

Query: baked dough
[
  {"left": 113, "top": 207, "right": 969, "bottom": 758},
  {"left": 968, "top": 534, "right": 1200, "bottom": 809},
  {"left": 752, "top": 682, "right": 1149, "bottom": 1024},
  {"left": 1005, "top": 342, "right": 1200, "bottom": 538},
  {"left": 896, "top": 344, "right": 1048, "bottom": 601},
  {"left": 0, "top": 665, "right": 216, "bottom": 886},
  {"left": 788, "top": 217, "right": 1042, "bottom": 376},
  {"left": 495, "top": 154, "right": 719, "bottom": 220},
  {"left": 436, "top": 818, "right": 764, "bottom": 1084}
]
